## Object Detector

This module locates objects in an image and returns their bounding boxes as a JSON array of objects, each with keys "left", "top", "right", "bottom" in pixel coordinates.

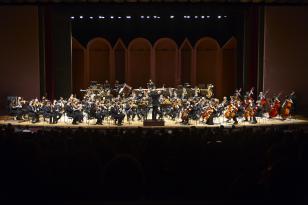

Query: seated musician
[
  {"left": 28, "top": 99, "right": 40, "bottom": 123},
  {"left": 103, "top": 80, "right": 110, "bottom": 90},
  {"left": 9, "top": 97, "right": 24, "bottom": 120}
]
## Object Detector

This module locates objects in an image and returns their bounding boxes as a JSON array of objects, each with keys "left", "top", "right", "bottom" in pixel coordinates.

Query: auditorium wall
[
  {"left": 263, "top": 6, "right": 308, "bottom": 115},
  {"left": 0, "top": 6, "right": 40, "bottom": 114}
]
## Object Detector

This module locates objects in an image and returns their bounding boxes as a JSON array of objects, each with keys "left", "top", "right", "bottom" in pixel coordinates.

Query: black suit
[{"left": 149, "top": 91, "right": 160, "bottom": 120}]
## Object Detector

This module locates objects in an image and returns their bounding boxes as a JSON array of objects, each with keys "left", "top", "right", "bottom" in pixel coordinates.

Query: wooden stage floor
[{"left": 1, "top": 115, "right": 308, "bottom": 129}]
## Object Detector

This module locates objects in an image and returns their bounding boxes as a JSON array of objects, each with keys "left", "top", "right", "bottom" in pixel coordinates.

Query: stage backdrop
[
  {"left": 263, "top": 6, "right": 308, "bottom": 115},
  {"left": 0, "top": 6, "right": 40, "bottom": 114},
  {"left": 72, "top": 36, "right": 238, "bottom": 99}
]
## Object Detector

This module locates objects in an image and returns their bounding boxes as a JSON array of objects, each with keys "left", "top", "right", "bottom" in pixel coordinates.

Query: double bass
[
  {"left": 281, "top": 91, "right": 295, "bottom": 120},
  {"left": 269, "top": 93, "right": 281, "bottom": 118}
]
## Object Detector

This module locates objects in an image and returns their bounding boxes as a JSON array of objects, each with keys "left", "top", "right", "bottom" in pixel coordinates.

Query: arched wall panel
[
  {"left": 87, "top": 38, "right": 112, "bottom": 84},
  {"left": 72, "top": 38, "right": 86, "bottom": 98},
  {"left": 114, "top": 39, "right": 126, "bottom": 84},
  {"left": 179, "top": 39, "right": 193, "bottom": 85},
  {"left": 154, "top": 38, "right": 178, "bottom": 87},
  {"left": 222, "top": 37, "right": 237, "bottom": 98},
  {"left": 128, "top": 38, "right": 152, "bottom": 88}
]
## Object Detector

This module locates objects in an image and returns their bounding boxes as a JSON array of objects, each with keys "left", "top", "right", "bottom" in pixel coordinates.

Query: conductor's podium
[{"left": 143, "top": 119, "right": 165, "bottom": 126}]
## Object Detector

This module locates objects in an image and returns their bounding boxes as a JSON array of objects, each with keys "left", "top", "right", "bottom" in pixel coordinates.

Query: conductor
[{"left": 148, "top": 89, "right": 161, "bottom": 120}]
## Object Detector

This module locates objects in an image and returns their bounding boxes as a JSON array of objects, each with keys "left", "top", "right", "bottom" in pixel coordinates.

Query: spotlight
[
  {"left": 118, "top": 16, "right": 122, "bottom": 19},
  {"left": 187, "top": 16, "right": 191, "bottom": 19},
  {"left": 79, "top": 16, "right": 83, "bottom": 19},
  {"left": 170, "top": 15, "right": 175, "bottom": 19},
  {"left": 126, "top": 16, "right": 131, "bottom": 19},
  {"left": 153, "top": 16, "right": 157, "bottom": 19},
  {"left": 194, "top": 16, "right": 198, "bottom": 19},
  {"left": 70, "top": 16, "right": 75, "bottom": 19},
  {"left": 110, "top": 16, "right": 114, "bottom": 19},
  {"left": 224, "top": 15, "right": 227, "bottom": 18},
  {"left": 99, "top": 16, "right": 105, "bottom": 19},
  {"left": 141, "top": 15, "right": 144, "bottom": 19},
  {"left": 201, "top": 16, "right": 205, "bottom": 19},
  {"left": 217, "top": 15, "right": 222, "bottom": 19},
  {"left": 207, "top": 15, "right": 210, "bottom": 18},
  {"left": 157, "top": 16, "right": 160, "bottom": 19},
  {"left": 89, "top": 16, "right": 93, "bottom": 19},
  {"left": 146, "top": 16, "right": 150, "bottom": 19}
]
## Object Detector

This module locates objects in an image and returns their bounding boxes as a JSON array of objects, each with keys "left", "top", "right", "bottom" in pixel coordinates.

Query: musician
[
  {"left": 147, "top": 79, "right": 156, "bottom": 90},
  {"left": 148, "top": 89, "right": 161, "bottom": 121},
  {"left": 95, "top": 101, "right": 107, "bottom": 125},
  {"left": 103, "top": 80, "right": 111, "bottom": 90},
  {"left": 28, "top": 99, "right": 40, "bottom": 123},
  {"left": 9, "top": 97, "right": 24, "bottom": 120}
]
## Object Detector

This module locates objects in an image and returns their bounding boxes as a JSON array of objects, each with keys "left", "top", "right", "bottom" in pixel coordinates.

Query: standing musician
[
  {"left": 269, "top": 93, "right": 281, "bottom": 118},
  {"left": 281, "top": 91, "right": 295, "bottom": 120},
  {"left": 148, "top": 88, "right": 162, "bottom": 121},
  {"left": 147, "top": 79, "right": 156, "bottom": 90}
]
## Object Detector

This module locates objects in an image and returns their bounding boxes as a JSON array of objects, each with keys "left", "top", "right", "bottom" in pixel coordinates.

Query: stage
[{"left": 1, "top": 115, "right": 307, "bottom": 130}]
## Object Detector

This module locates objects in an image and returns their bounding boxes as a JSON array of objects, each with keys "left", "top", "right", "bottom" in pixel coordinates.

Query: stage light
[
  {"left": 110, "top": 16, "right": 114, "bottom": 19},
  {"left": 218, "top": 15, "right": 222, "bottom": 19},
  {"left": 126, "top": 16, "right": 131, "bottom": 19},
  {"left": 99, "top": 16, "right": 105, "bottom": 19},
  {"left": 153, "top": 16, "right": 157, "bottom": 19},
  {"left": 201, "top": 16, "right": 205, "bottom": 19},
  {"left": 146, "top": 16, "right": 150, "bottom": 19},
  {"left": 224, "top": 15, "right": 227, "bottom": 18},
  {"left": 141, "top": 15, "right": 144, "bottom": 19},
  {"left": 70, "top": 16, "right": 75, "bottom": 19},
  {"left": 170, "top": 15, "right": 174, "bottom": 19},
  {"left": 89, "top": 16, "right": 93, "bottom": 19},
  {"left": 207, "top": 15, "right": 210, "bottom": 18},
  {"left": 157, "top": 16, "right": 160, "bottom": 19},
  {"left": 118, "top": 16, "right": 122, "bottom": 19},
  {"left": 79, "top": 16, "right": 83, "bottom": 19},
  {"left": 187, "top": 16, "right": 191, "bottom": 19},
  {"left": 194, "top": 16, "right": 198, "bottom": 19}
]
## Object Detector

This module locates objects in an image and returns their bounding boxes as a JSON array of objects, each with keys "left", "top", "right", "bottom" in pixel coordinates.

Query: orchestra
[{"left": 7, "top": 80, "right": 296, "bottom": 126}]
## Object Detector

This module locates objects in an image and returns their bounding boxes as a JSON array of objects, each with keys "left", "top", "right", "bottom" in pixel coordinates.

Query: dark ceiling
[{"left": 1, "top": 0, "right": 308, "bottom": 4}]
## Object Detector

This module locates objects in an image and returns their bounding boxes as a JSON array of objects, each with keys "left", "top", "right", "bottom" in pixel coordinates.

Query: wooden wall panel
[
  {"left": 179, "top": 39, "right": 193, "bottom": 85},
  {"left": 195, "top": 38, "right": 220, "bottom": 88},
  {"left": 72, "top": 38, "right": 85, "bottom": 98},
  {"left": 87, "top": 38, "right": 112, "bottom": 84},
  {"left": 154, "top": 38, "right": 178, "bottom": 87},
  {"left": 114, "top": 39, "right": 126, "bottom": 84},
  {"left": 128, "top": 38, "right": 152, "bottom": 88},
  {"left": 222, "top": 37, "right": 237, "bottom": 98}
]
